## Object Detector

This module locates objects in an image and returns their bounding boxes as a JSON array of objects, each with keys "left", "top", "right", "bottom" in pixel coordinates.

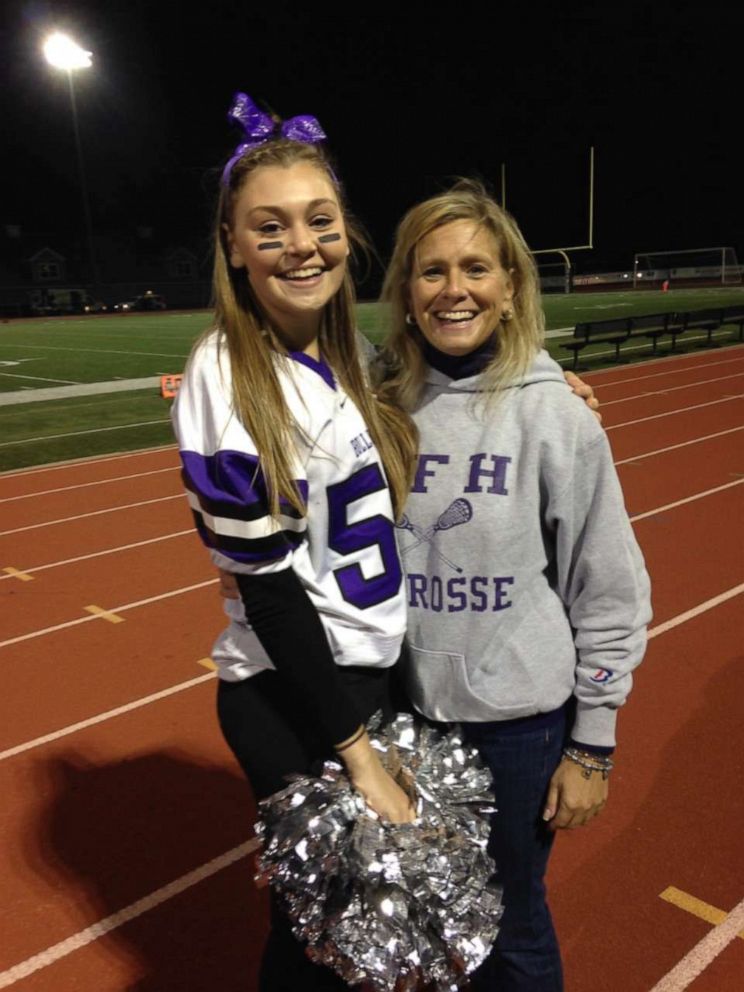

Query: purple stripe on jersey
[
  {"left": 288, "top": 351, "right": 336, "bottom": 391},
  {"left": 181, "top": 449, "right": 308, "bottom": 522},
  {"left": 191, "top": 510, "right": 304, "bottom": 563}
]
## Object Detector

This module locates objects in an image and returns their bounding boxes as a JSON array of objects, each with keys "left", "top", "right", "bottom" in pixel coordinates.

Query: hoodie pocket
[{"left": 405, "top": 643, "right": 538, "bottom": 722}]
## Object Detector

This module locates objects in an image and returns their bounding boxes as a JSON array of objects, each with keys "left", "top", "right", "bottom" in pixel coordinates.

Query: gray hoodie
[{"left": 398, "top": 350, "right": 651, "bottom": 748}]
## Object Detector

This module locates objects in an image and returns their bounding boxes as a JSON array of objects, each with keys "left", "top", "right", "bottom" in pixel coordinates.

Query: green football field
[{"left": 2, "top": 285, "right": 743, "bottom": 472}]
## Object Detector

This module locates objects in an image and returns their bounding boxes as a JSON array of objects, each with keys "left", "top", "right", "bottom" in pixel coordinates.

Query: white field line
[
  {"left": 607, "top": 395, "right": 743, "bottom": 431},
  {"left": 1, "top": 586, "right": 742, "bottom": 989},
  {"left": 0, "top": 466, "right": 179, "bottom": 504},
  {"left": 0, "top": 578, "right": 217, "bottom": 649},
  {"left": 0, "top": 838, "right": 260, "bottom": 991},
  {"left": 0, "top": 494, "right": 183, "bottom": 537},
  {"left": 0, "top": 420, "right": 171, "bottom": 448},
  {"left": 614, "top": 425, "right": 744, "bottom": 465},
  {"left": 600, "top": 372, "right": 744, "bottom": 407},
  {"left": 0, "top": 372, "right": 80, "bottom": 384},
  {"left": 1, "top": 343, "right": 189, "bottom": 358},
  {"left": 589, "top": 354, "right": 744, "bottom": 390},
  {"left": 0, "top": 530, "right": 193, "bottom": 581},
  {"left": 0, "top": 672, "right": 215, "bottom": 761},
  {"left": 0, "top": 444, "right": 177, "bottom": 480},
  {"left": 648, "top": 893, "right": 744, "bottom": 991},
  {"left": 630, "top": 479, "right": 744, "bottom": 522},
  {"left": 648, "top": 584, "right": 744, "bottom": 640}
]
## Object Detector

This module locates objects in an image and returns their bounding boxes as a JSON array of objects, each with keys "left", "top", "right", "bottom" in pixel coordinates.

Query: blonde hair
[
  {"left": 378, "top": 179, "right": 545, "bottom": 412},
  {"left": 195, "top": 138, "right": 416, "bottom": 518}
]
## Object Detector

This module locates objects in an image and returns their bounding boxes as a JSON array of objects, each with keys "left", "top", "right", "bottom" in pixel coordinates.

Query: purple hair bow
[{"left": 221, "top": 92, "right": 327, "bottom": 186}]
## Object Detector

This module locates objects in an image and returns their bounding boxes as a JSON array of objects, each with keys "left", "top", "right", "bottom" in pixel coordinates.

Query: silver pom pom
[{"left": 255, "top": 713, "right": 503, "bottom": 990}]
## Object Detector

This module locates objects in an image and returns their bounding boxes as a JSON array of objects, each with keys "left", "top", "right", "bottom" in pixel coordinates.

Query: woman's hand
[
  {"left": 542, "top": 758, "right": 608, "bottom": 830},
  {"left": 564, "top": 370, "right": 602, "bottom": 424},
  {"left": 340, "top": 730, "right": 416, "bottom": 824}
]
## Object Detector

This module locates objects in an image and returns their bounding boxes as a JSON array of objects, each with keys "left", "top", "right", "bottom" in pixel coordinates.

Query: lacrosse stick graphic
[{"left": 398, "top": 499, "right": 473, "bottom": 572}]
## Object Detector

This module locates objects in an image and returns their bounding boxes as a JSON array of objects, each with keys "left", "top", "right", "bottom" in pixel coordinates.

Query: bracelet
[
  {"left": 334, "top": 724, "right": 366, "bottom": 753},
  {"left": 562, "top": 746, "right": 614, "bottom": 780}
]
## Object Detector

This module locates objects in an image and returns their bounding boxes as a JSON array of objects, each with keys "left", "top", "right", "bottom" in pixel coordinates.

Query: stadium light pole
[{"left": 43, "top": 32, "right": 99, "bottom": 296}]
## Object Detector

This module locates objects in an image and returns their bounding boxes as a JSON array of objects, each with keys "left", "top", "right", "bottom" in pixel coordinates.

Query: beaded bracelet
[
  {"left": 334, "top": 724, "right": 366, "bottom": 753},
  {"left": 562, "top": 746, "right": 614, "bottom": 780}
]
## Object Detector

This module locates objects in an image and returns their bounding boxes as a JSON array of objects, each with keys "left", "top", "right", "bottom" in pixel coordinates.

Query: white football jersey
[{"left": 172, "top": 331, "right": 406, "bottom": 681}]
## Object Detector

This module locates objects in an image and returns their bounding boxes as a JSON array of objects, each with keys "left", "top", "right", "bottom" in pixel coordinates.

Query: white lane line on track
[
  {"left": 630, "top": 479, "right": 744, "bottom": 522},
  {"left": 0, "top": 672, "right": 215, "bottom": 761},
  {"left": 614, "top": 425, "right": 744, "bottom": 465},
  {"left": 0, "top": 420, "right": 171, "bottom": 448},
  {"left": 600, "top": 372, "right": 744, "bottom": 407},
  {"left": 0, "top": 837, "right": 260, "bottom": 990},
  {"left": 590, "top": 354, "right": 744, "bottom": 390},
  {"left": 0, "top": 530, "right": 193, "bottom": 581},
  {"left": 4, "top": 583, "right": 743, "bottom": 759},
  {"left": 607, "top": 394, "right": 743, "bottom": 431},
  {"left": 0, "top": 578, "right": 216, "bottom": 649},
  {"left": 0, "top": 493, "right": 183, "bottom": 536},
  {"left": 0, "top": 445, "right": 177, "bottom": 481},
  {"left": 1, "top": 587, "right": 743, "bottom": 989},
  {"left": 648, "top": 583, "right": 744, "bottom": 640},
  {"left": 648, "top": 893, "right": 744, "bottom": 991},
  {"left": 0, "top": 466, "right": 178, "bottom": 503}
]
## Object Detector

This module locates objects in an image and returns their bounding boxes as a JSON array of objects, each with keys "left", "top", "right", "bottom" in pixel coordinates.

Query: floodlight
[{"left": 43, "top": 32, "right": 92, "bottom": 71}]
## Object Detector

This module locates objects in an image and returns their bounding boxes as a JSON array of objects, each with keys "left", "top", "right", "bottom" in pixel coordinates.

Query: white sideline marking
[
  {"left": 601, "top": 372, "right": 744, "bottom": 407},
  {"left": 0, "top": 672, "right": 215, "bottom": 761},
  {"left": 0, "top": 444, "right": 177, "bottom": 480},
  {"left": 558, "top": 334, "right": 743, "bottom": 366},
  {"left": 1, "top": 343, "right": 188, "bottom": 358},
  {"left": 0, "top": 837, "right": 260, "bottom": 990},
  {"left": 648, "top": 583, "right": 744, "bottom": 640},
  {"left": 648, "top": 893, "right": 744, "bottom": 991},
  {"left": 0, "top": 578, "right": 217, "bottom": 649},
  {"left": 0, "top": 530, "right": 193, "bottom": 581},
  {"left": 0, "top": 466, "right": 178, "bottom": 503},
  {"left": 614, "top": 425, "right": 744, "bottom": 465},
  {"left": 0, "top": 372, "right": 79, "bottom": 384},
  {"left": 630, "top": 479, "right": 744, "bottom": 522},
  {"left": 607, "top": 394, "right": 743, "bottom": 431},
  {"left": 0, "top": 494, "right": 183, "bottom": 536},
  {"left": 0, "top": 420, "right": 171, "bottom": 448},
  {"left": 591, "top": 354, "right": 744, "bottom": 389}
]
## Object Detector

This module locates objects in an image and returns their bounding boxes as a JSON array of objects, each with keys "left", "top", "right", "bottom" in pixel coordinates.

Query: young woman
[
  {"left": 171, "top": 96, "right": 419, "bottom": 991},
  {"left": 378, "top": 180, "right": 652, "bottom": 992}
]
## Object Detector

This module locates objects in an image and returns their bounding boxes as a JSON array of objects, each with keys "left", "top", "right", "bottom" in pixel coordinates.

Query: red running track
[{"left": 0, "top": 345, "right": 742, "bottom": 991}]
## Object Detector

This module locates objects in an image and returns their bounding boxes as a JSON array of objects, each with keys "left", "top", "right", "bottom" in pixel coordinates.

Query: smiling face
[
  {"left": 225, "top": 161, "right": 348, "bottom": 350},
  {"left": 408, "top": 219, "right": 514, "bottom": 357}
]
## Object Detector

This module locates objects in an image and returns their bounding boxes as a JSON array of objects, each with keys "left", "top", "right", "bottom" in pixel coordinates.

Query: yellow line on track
[
  {"left": 2, "top": 567, "right": 33, "bottom": 581},
  {"left": 83, "top": 605, "right": 125, "bottom": 624},
  {"left": 660, "top": 887, "right": 744, "bottom": 939}
]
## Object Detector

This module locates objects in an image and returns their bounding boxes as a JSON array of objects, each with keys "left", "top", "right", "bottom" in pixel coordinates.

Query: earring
[
  {"left": 500, "top": 308, "right": 514, "bottom": 323},
  {"left": 405, "top": 313, "right": 417, "bottom": 326}
]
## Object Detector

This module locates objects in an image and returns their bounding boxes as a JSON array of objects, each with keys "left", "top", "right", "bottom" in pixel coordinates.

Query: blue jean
[{"left": 464, "top": 712, "right": 566, "bottom": 992}]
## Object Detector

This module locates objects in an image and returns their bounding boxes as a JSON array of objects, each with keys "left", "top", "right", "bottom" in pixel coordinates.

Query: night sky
[{"left": 3, "top": 1, "right": 743, "bottom": 289}]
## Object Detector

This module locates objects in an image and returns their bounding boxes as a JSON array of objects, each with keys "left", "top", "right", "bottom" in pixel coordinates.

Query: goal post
[{"left": 632, "top": 247, "right": 742, "bottom": 289}]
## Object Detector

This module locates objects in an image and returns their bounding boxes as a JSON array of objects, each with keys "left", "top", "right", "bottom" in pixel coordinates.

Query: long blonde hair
[
  {"left": 378, "top": 179, "right": 545, "bottom": 412},
  {"left": 198, "top": 138, "right": 416, "bottom": 518}
]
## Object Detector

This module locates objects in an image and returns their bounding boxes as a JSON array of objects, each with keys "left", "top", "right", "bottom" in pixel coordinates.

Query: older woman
[{"left": 378, "top": 180, "right": 651, "bottom": 992}]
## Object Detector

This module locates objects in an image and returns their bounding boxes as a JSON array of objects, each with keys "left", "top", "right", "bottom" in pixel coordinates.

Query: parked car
[
  {"left": 83, "top": 299, "right": 108, "bottom": 313},
  {"left": 113, "top": 292, "right": 166, "bottom": 313}
]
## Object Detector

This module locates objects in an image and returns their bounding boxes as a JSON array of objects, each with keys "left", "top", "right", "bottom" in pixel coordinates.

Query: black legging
[{"left": 217, "top": 664, "right": 394, "bottom": 991}]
